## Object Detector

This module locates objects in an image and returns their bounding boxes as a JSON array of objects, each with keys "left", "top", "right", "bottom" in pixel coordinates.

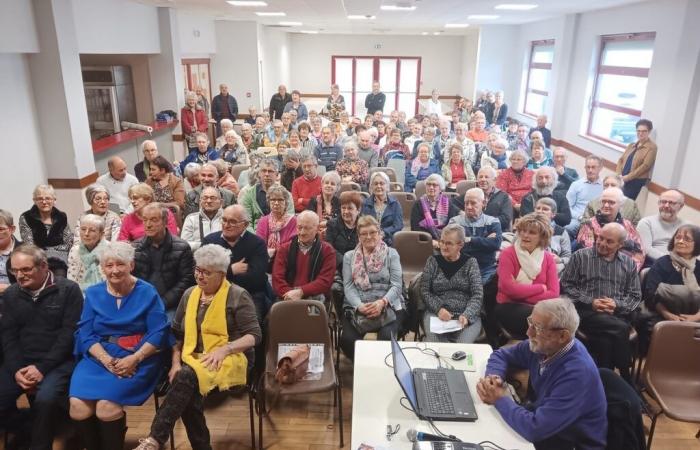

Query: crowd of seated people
[{"left": 2, "top": 79, "right": 694, "bottom": 450}]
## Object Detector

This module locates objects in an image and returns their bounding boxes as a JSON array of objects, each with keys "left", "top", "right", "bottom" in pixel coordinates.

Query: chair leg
[
  {"left": 153, "top": 395, "right": 175, "bottom": 450},
  {"left": 695, "top": 428, "right": 699, "bottom": 439},
  {"left": 248, "top": 388, "right": 256, "bottom": 449},
  {"left": 337, "top": 381, "right": 344, "bottom": 447},
  {"left": 647, "top": 411, "right": 662, "bottom": 450},
  {"left": 258, "top": 386, "right": 265, "bottom": 450}
]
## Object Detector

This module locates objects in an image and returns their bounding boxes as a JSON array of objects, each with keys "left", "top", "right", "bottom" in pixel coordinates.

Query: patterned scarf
[
  {"left": 267, "top": 213, "right": 293, "bottom": 250},
  {"left": 351, "top": 240, "right": 388, "bottom": 291},
  {"left": 419, "top": 194, "right": 450, "bottom": 239},
  {"left": 411, "top": 157, "right": 430, "bottom": 176},
  {"left": 78, "top": 240, "right": 107, "bottom": 291},
  {"left": 670, "top": 251, "right": 700, "bottom": 292}
]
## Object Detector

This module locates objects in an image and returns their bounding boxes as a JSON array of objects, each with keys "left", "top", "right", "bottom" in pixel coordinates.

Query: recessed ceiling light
[
  {"left": 255, "top": 11, "right": 285, "bottom": 16},
  {"left": 495, "top": 4, "right": 538, "bottom": 10},
  {"left": 444, "top": 23, "right": 469, "bottom": 28},
  {"left": 299, "top": 30, "right": 319, "bottom": 34},
  {"left": 226, "top": 1, "right": 267, "bottom": 6},
  {"left": 279, "top": 21, "right": 302, "bottom": 26},
  {"left": 468, "top": 14, "right": 500, "bottom": 20},
  {"left": 421, "top": 31, "right": 429, "bottom": 35},
  {"left": 380, "top": 5, "right": 417, "bottom": 11},
  {"left": 348, "top": 15, "right": 376, "bottom": 20},
  {"left": 433, "top": 31, "right": 442, "bottom": 35}
]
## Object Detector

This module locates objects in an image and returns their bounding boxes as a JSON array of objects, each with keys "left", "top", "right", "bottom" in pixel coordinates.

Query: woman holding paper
[
  {"left": 420, "top": 224, "right": 483, "bottom": 343},
  {"left": 133, "top": 244, "right": 261, "bottom": 450}
]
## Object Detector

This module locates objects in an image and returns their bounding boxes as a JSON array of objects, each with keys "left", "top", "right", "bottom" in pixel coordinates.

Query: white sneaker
[{"left": 133, "top": 437, "right": 160, "bottom": 450}]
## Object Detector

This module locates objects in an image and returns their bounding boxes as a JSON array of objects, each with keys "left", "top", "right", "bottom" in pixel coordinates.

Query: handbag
[
  {"left": 275, "top": 344, "right": 311, "bottom": 384},
  {"left": 350, "top": 306, "right": 396, "bottom": 334}
]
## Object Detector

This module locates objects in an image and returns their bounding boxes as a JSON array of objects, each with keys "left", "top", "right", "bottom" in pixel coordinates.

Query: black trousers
[
  {"left": 576, "top": 304, "right": 633, "bottom": 380},
  {"left": 340, "top": 309, "right": 406, "bottom": 361},
  {"left": 494, "top": 302, "right": 533, "bottom": 340}
]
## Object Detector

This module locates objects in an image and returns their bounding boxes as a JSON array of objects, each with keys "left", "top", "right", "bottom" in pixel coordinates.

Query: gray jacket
[{"left": 342, "top": 247, "right": 403, "bottom": 310}]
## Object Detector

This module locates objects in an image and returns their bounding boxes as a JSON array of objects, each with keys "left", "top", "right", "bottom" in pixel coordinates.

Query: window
[
  {"left": 587, "top": 32, "right": 655, "bottom": 147},
  {"left": 332, "top": 56, "right": 421, "bottom": 117},
  {"left": 523, "top": 40, "right": 554, "bottom": 117}
]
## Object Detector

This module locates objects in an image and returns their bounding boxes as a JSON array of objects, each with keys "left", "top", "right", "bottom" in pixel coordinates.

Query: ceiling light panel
[
  {"left": 255, "top": 11, "right": 285, "bottom": 16},
  {"left": 495, "top": 4, "right": 538, "bottom": 10},
  {"left": 226, "top": 0, "right": 267, "bottom": 6},
  {"left": 380, "top": 5, "right": 417, "bottom": 11},
  {"left": 468, "top": 14, "right": 500, "bottom": 19}
]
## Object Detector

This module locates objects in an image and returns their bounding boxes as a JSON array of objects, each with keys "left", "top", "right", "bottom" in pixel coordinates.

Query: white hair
[
  {"left": 424, "top": 173, "right": 446, "bottom": 191},
  {"left": 194, "top": 244, "right": 231, "bottom": 273},
  {"left": 464, "top": 187, "right": 485, "bottom": 201},
  {"left": 533, "top": 298, "right": 579, "bottom": 336},
  {"left": 220, "top": 119, "right": 234, "bottom": 129},
  {"left": 79, "top": 213, "right": 105, "bottom": 233},
  {"left": 99, "top": 241, "right": 135, "bottom": 264}
]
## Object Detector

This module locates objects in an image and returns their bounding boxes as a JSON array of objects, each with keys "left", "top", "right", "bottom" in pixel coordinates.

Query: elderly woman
[
  {"left": 75, "top": 184, "right": 121, "bottom": 244},
  {"left": 264, "top": 119, "right": 287, "bottom": 147},
  {"left": 181, "top": 92, "right": 209, "bottom": 150},
  {"left": 615, "top": 118, "right": 657, "bottom": 200},
  {"left": 340, "top": 215, "right": 404, "bottom": 360},
  {"left": 68, "top": 241, "right": 170, "bottom": 450},
  {"left": 183, "top": 162, "right": 202, "bottom": 192},
  {"left": 442, "top": 143, "right": 476, "bottom": 191},
  {"left": 210, "top": 159, "right": 239, "bottom": 196},
  {"left": 495, "top": 149, "right": 534, "bottom": 211},
  {"left": 527, "top": 141, "right": 553, "bottom": 169},
  {"left": 494, "top": 213, "right": 560, "bottom": 339},
  {"left": 280, "top": 149, "right": 303, "bottom": 191},
  {"left": 325, "top": 191, "right": 362, "bottom": 270},
  {"left": 133, "top": 244, "right": 261, "bottom": 450},
  {"left": 255, "top": 185, "right": 297, "bottom": 260},
  {"left": 420, "top": 224, "right": 483, "bottom": 343},
  {"left": 325, "top": 83, "right": 346, "bottom": 120},
  {"left": 480, "top": 136, "right": 511, "bottom": 171},
  {"left": 286, "top": 129, "right": 303, "bottom": 153},
  {"left": 118, "top": 183, "right": 178, "bottom": 242},
  {"left": 67, "top": 214, "right": 108, "bottom": 291},
  {"left": 19, "top": 184, "right": 74, "bottom": 261},
  {"left": 214, "top": 119, "right": 235, "bottom": 149},
  {"left": 380, "top": 128, "right": 411, "bottom": 164},
  {"left": 361, "top": 172, "right": 404, "bottom": 246},
  {"left": 240, "top": 122, "right": 258, "bottom": 151},
  {"left": 179, "top": 133, "right": 220, "bottom": 175},
  {"left": 405, "top": 142, "right": 440, "bottom": 192},
  {"left": 535, "top": 198, "right": 571, "bottom": 275},
  {"left": 308, "top": 170, "right": 342, "bottom": 232},
  {"left": 490, "top": 91, "right": 508, "bottom": 127},
  {"left": 410, "top": 174, "right": 461, "bottom": 246},
  {"left": 219, "top": 130, "right": 249, "bottom": 166},
  {"left": 0, "top": 209, "right": 21, "bottom": 293},
  {"left": 135, "top": 140, "right": 160, "bottom": 182},
  {"left": 336, "top": 142, "right": 369, "bottom": 186},
  {"left": 147, "top": 155, "right": 185, "bottom": 211}
]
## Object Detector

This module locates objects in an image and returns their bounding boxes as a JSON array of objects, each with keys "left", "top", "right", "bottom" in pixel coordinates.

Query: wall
[
  {"left": 258, "top": 26, "right": 291, "bottom": 108},
  {"left": 0, "top": 0, "right": 39, "bottom": 53},
  {"left": 0, "top": 54, "right": 48, "bottom": 222},
  {"left": 475, "top": 25, "right": 520, "bottom": 98},
  {"left": 71, "top": 0, "right": 160, "bottom": 54},
  {"left": 177, "top": 10, "right": 216, "bottom": 57},
  {"left": 460, "top": 32, "right": 480, "bottom": 101}
]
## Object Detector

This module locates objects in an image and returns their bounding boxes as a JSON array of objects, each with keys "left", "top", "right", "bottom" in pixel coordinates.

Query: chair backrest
[
  {"left": 231, "top": 164, "right": 250, "bottom": 181},
  {"left": 391, "top": 192, "right": 416, "bottom": 224},
  {"left": 644, "top": 321, "right": 700, "bottom": 392},
  {"left": 389, "top": 182, "right": 404, "bottom": 192},
  {"left": 443, "top": 191, "right": 460, "bottom": 200},
  {"left": 387, "top": 158, "right": 406, "bottom": 184},
  {"left": 456, "top": 180, "right": 477, "bottom": 197},
  {"left": 414, "top": 180, "right": 426, "bottom": 198},
  {"left": 393, "top": 230, "right": 434, "bottom": 275},
  {"left": 370, "top": 167, "right": 397, "bottom": 183},
  {"left": 339, "top": 182, "right": 361, "bottom": 193},
  {"left": 237, "top": 169, "right": 250, "bottom": 187}
]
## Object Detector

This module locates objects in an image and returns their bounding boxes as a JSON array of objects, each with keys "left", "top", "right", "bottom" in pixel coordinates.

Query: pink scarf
[
  {"left": 351, "top": 241, "right": 388, "bottom": 291},
  {"left": 267, "top": 213, "right": 292, "bottom": 250},
  {"left": 410, "top": 157, "right": 430, "bottom": 177}
]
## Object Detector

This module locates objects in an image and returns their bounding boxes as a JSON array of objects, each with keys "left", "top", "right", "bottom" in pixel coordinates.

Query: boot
[
  {"left": 75, "top": 416, "right": 101, "bottom": 450},
  {"left": 98, "top": 414, "right": 127, "bottom": 450}
]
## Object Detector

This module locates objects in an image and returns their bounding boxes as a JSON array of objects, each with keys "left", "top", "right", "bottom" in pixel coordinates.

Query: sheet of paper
[{"left": 429, "top": 317, "right": 463, "bottom": 334}]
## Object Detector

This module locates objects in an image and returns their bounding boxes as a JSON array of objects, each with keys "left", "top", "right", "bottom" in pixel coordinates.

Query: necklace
[{"left": 107, "top": 278, "right": 135, "bottom": 298}]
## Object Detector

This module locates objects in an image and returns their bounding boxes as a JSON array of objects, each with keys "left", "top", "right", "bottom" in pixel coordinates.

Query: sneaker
[{"left": 133, "top": 437, "right": 160, "bottom": 450}]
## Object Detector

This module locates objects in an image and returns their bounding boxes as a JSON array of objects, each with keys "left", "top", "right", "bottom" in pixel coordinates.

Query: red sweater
[
  {"left": 272, "top": 240, "right": 336, "bottom": 297},
  {"left": 496, "top": 245, "right": 560, "bottom": 305},
  {"left": 291, "top": 175, "right": 322, "bottom": 213},
  {"left": 495, "top": 168, "right": 534, "bottom": 206}
]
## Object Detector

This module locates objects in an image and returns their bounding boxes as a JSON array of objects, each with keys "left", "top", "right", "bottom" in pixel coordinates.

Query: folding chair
[
  {"left": 393, "top": 230, "right": 434, "bottom": 285},
  {"left": 231, "top": 164, "right": 250, "bottom": 181},
  {"left": 369, "top": 166, "right": 397, "bottom": 182},
  {"left": 390, "top": 192, "right": 416, "bottom": 227},
  {"left": 456, "top": 180, "right": 477, "bottom": 197},
  {"left": 339, "top": 182, "right": 361, "bottom": 193},
  {"left": 414, "top": 180, "right": 426, "bottom": 198}
]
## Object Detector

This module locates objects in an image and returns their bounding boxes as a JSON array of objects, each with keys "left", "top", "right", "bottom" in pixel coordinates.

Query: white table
[{"left": 351, "top": 340, "right": 534, "bottom": 449}]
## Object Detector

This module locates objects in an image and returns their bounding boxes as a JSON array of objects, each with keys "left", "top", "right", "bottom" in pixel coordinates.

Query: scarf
[
  {"left": 513, "top": 240, "right": 544, "bottom": 284},
  {"left": 267, "top": 213, "right": 293, "bottom": 250},
  {"left": 492, "top": 152, "right": 508, "bottom": 169},
  {"left": 670, "top": 251, "right": 700, "bottom": 292},
  {"left": 23, "top": 205, "right": 68, "bottom": 248},
  {"left": 411, "top": 157, "right": 430, "bottom": 177},
  {"left": 181, "top": 280, "right": 247, "bottom": 396},
  {"left": 78, "top": 240, "right": 107, "bottom": 291},
  {"left": 419, "top": 194, "right": 450, "bottom": 239},
  {"left": 351, "top": 240, "right": 388, "bottom": 291},
  {"left": 435, "top": 254, "right": 468, "bottom": 279},
  {"left": 142, "top": 159, "right": 151, "bottom": 178},
  {"left": 285, "top": 236, "right": 323, "bottom": 285}
]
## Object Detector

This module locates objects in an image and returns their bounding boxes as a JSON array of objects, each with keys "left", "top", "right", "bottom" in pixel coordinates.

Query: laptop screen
[{"left": 391, "top": 338, "right": 418, "bottom": 411}]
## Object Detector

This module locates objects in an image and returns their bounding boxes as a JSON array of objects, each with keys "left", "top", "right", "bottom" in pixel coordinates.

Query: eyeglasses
[
  {"left": 268, "top": 198, "right": 285, "bottom": 203},
  {"left": 10, "top": 266, "right": 36, "bottom": 276},
  {"left": 222, "top": 218, "right": 247, "bottom": 226},
  {"left": 658, "top": 200, "right": 680, "bottom": 206},
  {"left": 359, "top": 230, "right": 379, "bottom": 238},
  {"left": 438, "top": 240, "right": 460, "bottom": 247},
  {"left": 34, "top": 197, "right": 54, "bottom": 203},
  {"left": 674, "top": 234, "right": 694, "bottom": 243},
  {"left": 526, "top": 316, "right": 565, "bottom": 335},
  {"left": 194, "top": 267, "right": 217, "bottom": 278}
]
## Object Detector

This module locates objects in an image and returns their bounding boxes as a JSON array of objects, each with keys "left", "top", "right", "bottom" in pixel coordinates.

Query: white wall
[
  {"left": 177, "top": 10, "right": 216, "bottom": 56},
  {"left": 0, "top": 0, "right": 39, "bottom": 53},
  {"left": 258, "top": 26, "right": 291, "bottom": 108},
  {"left": 71, "top": 0, "right": 160, "bottom": 54},
  {"left": 460, "top": 32, "right": 480, "bottom": 101},
  {"left": 475, "top": 25, "right": 520, "bottom": 98},
  {"left": 0, "top": 54, "right": 47, "bottom": 222}
]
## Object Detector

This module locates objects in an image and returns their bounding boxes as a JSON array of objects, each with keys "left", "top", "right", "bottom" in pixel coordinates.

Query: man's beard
[{"left": 535, "top": 185, "right": 555, "bottom": 196}]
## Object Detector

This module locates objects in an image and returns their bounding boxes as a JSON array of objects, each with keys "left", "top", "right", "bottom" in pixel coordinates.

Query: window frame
[
  {"left": 331, "top": 55, "right": 422, "bottom": 116},
  {"left": 585, "top": 32, "right": 656, "bottom": 148},
  {"left": 522, "top": 39, "right": 555, "bottom": 118}
]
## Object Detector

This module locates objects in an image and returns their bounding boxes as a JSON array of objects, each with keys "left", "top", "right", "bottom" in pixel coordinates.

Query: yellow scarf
[{"left": 181, "top": 280, "right": 247, "bottom": 395}]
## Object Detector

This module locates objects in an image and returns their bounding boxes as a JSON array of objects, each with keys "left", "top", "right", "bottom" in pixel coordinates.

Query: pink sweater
[
  {"left": 255, "top": 214, "right": 298, "bottom": 248},
  {"left": 117, "top": 210, "right": 178, "bottom": 242},
  {"left": 496, "top": 245, "right": 560, "bottom": 305}
]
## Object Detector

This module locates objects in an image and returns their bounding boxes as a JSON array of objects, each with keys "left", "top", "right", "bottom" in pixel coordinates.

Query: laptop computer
[{"left": 392, "top": 338, "right": 478, "bottom": 422}]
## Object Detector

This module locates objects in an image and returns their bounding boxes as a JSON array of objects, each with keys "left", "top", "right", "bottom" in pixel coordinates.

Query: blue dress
[{"left": 69, "top": 279, "right": 170, "bottom": 405}]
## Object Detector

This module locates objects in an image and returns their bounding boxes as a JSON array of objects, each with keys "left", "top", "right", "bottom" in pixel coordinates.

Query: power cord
[{"left": 383, "top": 343, "right": 454, "bottom": 370}]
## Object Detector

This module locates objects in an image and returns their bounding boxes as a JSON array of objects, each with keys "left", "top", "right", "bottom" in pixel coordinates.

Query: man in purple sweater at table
[{"left": 477, "top": 298, "right": 607, "bottom": 450}]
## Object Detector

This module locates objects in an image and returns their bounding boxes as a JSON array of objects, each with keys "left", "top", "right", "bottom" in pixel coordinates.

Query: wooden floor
[{"left": 4, "top": 355, "right": 699, "bottom": 449}]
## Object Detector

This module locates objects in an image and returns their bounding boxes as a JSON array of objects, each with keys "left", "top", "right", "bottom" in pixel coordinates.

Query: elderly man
[
  {"left": 182, "top": 162, "right": 202, "bottom": 193},
  {"left": 357, "top": 130, "right": 379, "bottom": 168},
  {"left": 511, "top": 123, "right": 531, "bottom": 155},
  {"left": 314, "top": 126, "right": 342, "bottom": 171},
  {"left": 449, "top": 188, "right": 503, "bottom": 284},
  {"left": 364, "top": 81, "right": 386, "bottom": 115},
  {"left": 283, "top": 90, "right": 308, "bottom": 122},
  {"left": 582, "top": 174, "right": 642, "bottom": 226},
  {"left": 562, "top": 223, "right": 642, "bottom": 381},
  {"left": 269, "top": 84, "right": 292, "bottom": 121},
  {"left": 477, "top": 166, "right": 513, "bottom": 232},
  {"left": 181, "top": 186, "right": 224, "bottom": 251},
  {"left": 291, "top": 156, "right": 322, "bottom": 213},
  {"left": 132, "top": 203, "right": 195, "bottom": 318},
  {"left": 272, "top": 211, "right": 336, "bottom": 301},
  {"left": 202, "top": 205, "right": 270, "bottom": 321},
  {"left": 179, "top": 133, "right": 220, "bottom": 175},
  {"left": 184, "top": 163, "right": 235, "bottom": 217},
  {"left": 637, "top": 189, "right": 687, "bottom": 262},
  {"left": 411, "top": 126, "right": 440, "bottom": 161},
  {"left": 478, "top": 298, "right": 607, "bottom": 450},
  {"left": 552, "top": 148, "right": 579, "bottom": 192},
  {"left": 403, "top": 122, "right": 423, "bottom": 152},
  {"left": 239, "top": 158, "right": 294, "bottom": 231},
  {"left": 578, "top": 187, "right": 645, "bottom": 271},
  {"left": 520, "top": 166, "right": 572, "bottom": 226},
  {"left": 97, "top": 156, "right": 139, "bottom": 213},
  {"left": 211, "top": 83, "right": 238, "bottom": 136},
  {"left": 565, "top": 156, "right": 604, "bottom": 236},
  {"left": 0, "top": 245, "right": 83, "bottom": 449},
  {"left": 530, "top": 115, "right": 552, "bottom": 147},
  {"left": 134, "top": 140, "right": 159, "bottom": 182}
]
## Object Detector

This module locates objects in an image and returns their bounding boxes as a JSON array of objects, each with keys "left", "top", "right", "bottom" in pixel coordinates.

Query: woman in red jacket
[
  {"left": 494, "top": 213, "right": 560, "bottom": 339},
  {"left": 495, "top": 149, "right": 533, "bottom": 213},
  {"left": 181, "top": 92, "right": 208, "bottom": 150}
]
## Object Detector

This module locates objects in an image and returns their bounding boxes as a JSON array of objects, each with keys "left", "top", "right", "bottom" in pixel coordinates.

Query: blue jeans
[
  {"left": 623, "top": 178, "right": 647, "bottom": 200},
  {"left": 0, "top": 359, "right": 74, "bottom": 450}
]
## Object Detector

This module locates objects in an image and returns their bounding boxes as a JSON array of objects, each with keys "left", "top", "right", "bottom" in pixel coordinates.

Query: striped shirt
[
  {"left": 561, "top": 247, "right": 641, "bottom": 314},
  {"left": 539, "top": 338, "right": 575, "bottom": 375}
]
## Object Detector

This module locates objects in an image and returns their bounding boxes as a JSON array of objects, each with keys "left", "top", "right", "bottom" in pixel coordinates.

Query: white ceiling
[{"left": 138, "top": 0, "right": 648, "bottom": 34}]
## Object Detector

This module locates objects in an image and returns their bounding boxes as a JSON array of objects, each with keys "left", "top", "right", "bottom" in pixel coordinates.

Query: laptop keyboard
[{"left": 424, "top": 371, "right": 456, "bottom": 415}]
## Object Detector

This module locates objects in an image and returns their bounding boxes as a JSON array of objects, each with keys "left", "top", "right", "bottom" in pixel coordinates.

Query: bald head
[
  {"left": 107, "top": 156, "right": 128, "bottom": 181},
  {"left": 658, "top": 189, "right": 685, "bottom": 222}
]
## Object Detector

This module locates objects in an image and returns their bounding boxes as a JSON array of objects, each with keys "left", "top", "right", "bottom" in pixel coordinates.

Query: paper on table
[{"left": 429, "top": 317, "right": 463, "bottom": 334}]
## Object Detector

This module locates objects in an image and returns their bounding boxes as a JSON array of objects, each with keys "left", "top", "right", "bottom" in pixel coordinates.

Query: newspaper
[{"left": 278, "top": 343, "right": 325, "bottom": 381}]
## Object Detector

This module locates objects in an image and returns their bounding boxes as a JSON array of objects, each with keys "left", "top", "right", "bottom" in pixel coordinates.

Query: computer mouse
[{"left": 451, "top": 350, "right": 467, "bottom": 361}]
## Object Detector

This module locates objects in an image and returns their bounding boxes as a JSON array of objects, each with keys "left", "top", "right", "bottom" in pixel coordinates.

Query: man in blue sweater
[{"left": 477, "top": 298, "right": 607, "bottom": 450}]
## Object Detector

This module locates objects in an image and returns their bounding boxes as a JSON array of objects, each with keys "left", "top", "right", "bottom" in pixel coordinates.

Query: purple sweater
[{"left": 486, "top": 339, "right": 607, "bottom": 449}]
